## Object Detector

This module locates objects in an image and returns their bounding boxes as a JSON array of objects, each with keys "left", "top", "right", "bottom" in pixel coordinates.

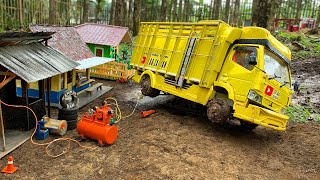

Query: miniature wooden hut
[
  {"left": 27, "top": 25, "right": 113, "bottom": 107},
  {"left": 0, "top": 32, "right": 79, "bottom": 158}
]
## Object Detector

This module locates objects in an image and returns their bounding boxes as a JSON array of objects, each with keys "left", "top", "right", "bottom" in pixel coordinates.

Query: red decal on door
[
  {"left": 265, "top": 85, "right": 274, "bottom": 96},
  {"left": 141, "top": 56, "right": 146, "bottom": 64}
]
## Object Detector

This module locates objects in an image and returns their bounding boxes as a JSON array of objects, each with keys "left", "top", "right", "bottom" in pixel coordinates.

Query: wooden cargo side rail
[{"left": 78, "top": 61, "right": 134, "bottom": 80}]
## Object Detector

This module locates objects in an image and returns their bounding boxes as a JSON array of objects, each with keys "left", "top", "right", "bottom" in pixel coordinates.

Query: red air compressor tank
[{"left": 77, "top": 103, "right": 118, "bottom": 145}]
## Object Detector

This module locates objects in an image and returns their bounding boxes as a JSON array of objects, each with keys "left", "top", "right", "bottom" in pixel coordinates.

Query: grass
[
  {"left": 285, "top": 98, "right": 320, "bottom": 124},
  {"left": 276, "top": 31, "right": 320, "bottom": 60},
  {"left": 285, "top": 105, "right": 311, "bottom": 123}
]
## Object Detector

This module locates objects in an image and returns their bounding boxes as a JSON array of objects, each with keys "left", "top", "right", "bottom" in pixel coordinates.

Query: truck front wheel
[
  {"left": 140, "top": 75, "right": 160, "bottom": 97},
  {"left": 240, "top": 121, "right": 258, "bottom": 131},
  {"left": 207, "top": 98, "right": 231, "bottom": 124}
]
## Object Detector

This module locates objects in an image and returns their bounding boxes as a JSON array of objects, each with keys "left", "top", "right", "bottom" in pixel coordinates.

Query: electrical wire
[{"left": 104, "top": 93, "right": 142, "bottom": 124}]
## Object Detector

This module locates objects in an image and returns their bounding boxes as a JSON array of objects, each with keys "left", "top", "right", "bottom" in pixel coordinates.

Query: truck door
[{"left": 220, "top": 45, "right": 261, "bottom": 102}]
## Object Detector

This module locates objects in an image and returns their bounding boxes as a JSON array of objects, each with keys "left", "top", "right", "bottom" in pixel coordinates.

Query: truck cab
[{"left": 219, "top": 42, "right": 292, "bottom": 130}]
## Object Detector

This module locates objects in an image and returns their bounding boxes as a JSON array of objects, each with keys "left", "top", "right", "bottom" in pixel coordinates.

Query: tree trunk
[
  {"left": 224, "top": 0, "right": 230, "bottom": 23},
  {"left": 211, "top": 0, "right": 215, "bottom": 19},
  {"left": 123, "top": 0, "right": 127, "bottom": 26},
  {"left": 209, "top": 0, "right": 213, "bottom": 19},
  {"left": 178, "top": 0, "right": 183, "bottom": 21},
  {"left": 167, "top": 0, "right": 173, "bottom": 21},
  {"left": 160, "top": 0, "right": 167, "bottom": 21},
  {"left": 213, "top": 0, "right": 221, "bottom": 19},
  {"left": 232, "top": 0, "right": 240, "bottom": 26},
  {"left": 95, "top": 0, "right": 102, "bottom": 22},
  {"left": 128, "top": 0, "right": 133, "bottom": 29},
  {"left": 252, "top": 0, "right": 279, "bottom": 29},
  {"left": 267, "top": 0, "right": 280, "bottom": 29},
  {"left": 173, "top": 0, "right": 177, "bottom": 21},
  {"left": 295, "top": 0, "right": 303, "bottom": 19},
  {"left": 109, "top": 0, "right": 116, "bottom": 24},
  {"left": 114, "top": 0, "right": 125, "bottom": 26},
  {"left": 317, "top": 5, "right": 320, "bottom": 27},
  {"left": 133, "top": 0, "right": 141, "bottom": 36},
  {"left": 183, "top": 0, "right": 188, "bottom": 21},
  {"left": 49, "top": 0, "right": 57, "bottom": 25},
  {"left": 82, "top": 0, "right": 88, "bottom": 23}
]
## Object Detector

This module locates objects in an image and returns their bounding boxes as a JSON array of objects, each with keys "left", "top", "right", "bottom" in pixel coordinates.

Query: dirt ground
[{"left": 1, "top": 60, "right": 320, "bottom": 179}]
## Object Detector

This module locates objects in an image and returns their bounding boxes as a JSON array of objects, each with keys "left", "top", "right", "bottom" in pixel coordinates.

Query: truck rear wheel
[
  {"left": 140, "top": 75, "right": 160, "bottom": 97},
  {"left": 207, "top": 98, "right": 231, "bottom": 124}
]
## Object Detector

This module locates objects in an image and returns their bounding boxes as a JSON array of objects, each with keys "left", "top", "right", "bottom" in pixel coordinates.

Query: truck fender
[
  {"left": 213, "top": 82, "right": 235, "bottom": 101},
  {"left": 138, "top": 70, "right": 157, "bottom": 87}
]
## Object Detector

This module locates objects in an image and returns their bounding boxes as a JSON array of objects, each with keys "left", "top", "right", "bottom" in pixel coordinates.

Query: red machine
[{"left": 77, "top": 103, "right": 118, "bottom": 145}]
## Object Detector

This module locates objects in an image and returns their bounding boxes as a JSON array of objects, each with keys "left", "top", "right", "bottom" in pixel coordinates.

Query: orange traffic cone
[
  {"left": 141, "top": 110, "right": 156, "bottom": 118},
  {"left": 1, "top": 156, "right": 17, "bottom": 174}
]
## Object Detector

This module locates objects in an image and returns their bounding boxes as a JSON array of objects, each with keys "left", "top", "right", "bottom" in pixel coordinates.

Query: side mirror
[{"left": 249, "top": 52, "right": 257, "bottom": 65}]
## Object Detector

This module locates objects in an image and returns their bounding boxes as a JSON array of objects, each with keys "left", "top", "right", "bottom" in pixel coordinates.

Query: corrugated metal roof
[
  {"left": 76, "top": 57, "right": 114, "bottom": 69},
  {"left": 29, "top": 25, "right": 94, "bottom": 61},
  {"left": 0, "top": 43, "right": 79, "bottom": 83},
  {"left": 0, "top": 32, "right": 54, "bottom": 46},
  {"left": 75, "top": 23, "right": 133, "bottom": 46}
]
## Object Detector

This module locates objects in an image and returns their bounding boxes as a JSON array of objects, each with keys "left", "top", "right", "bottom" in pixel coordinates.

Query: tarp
[{"left": 76, "top": 57, "right": 114, "bottom": 69}]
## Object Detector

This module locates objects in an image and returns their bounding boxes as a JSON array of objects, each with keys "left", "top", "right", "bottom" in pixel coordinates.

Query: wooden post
[
  {"left": 21, "top": 80, "right": 30, "bottom": 130},
  {"left": 0, "top": 98, "right": 5, "bottom": 152},
  {"left": 86, "top": 68, "right": 90, "bottom": 80},
  {"left": 38, "top": 79, "right": 46, "bottom": 112},
  {"left": 46, "top": 78, "right": 51, "bottom": 118}
]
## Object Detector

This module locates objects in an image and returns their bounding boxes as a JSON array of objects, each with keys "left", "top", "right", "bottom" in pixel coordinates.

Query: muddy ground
[{"left": 1, "top": 59, "right": 320, "bottom": 179}]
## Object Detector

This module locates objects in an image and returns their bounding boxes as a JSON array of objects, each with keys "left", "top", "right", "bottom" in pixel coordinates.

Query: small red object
[
  {"left": 1, "top": 156, "right": 17, "bottom": 174},
  {"left": 141, "top": 56, "right": 147, "bottom": 64},
  {"left": 141, "top": 110, "right": 156, "bottom": 118},
  {"left": 265, "top": 85, "right": 274, "bottom": 96}
]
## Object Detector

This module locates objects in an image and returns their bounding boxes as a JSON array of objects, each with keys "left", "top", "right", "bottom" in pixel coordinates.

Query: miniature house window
[{"left": 95, "top": 47, "right": 103, "bottom": 57}]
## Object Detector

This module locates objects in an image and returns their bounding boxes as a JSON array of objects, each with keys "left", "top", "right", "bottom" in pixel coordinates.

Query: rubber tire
[
  {"left": 240, "top": 121, "right": 258, "bottom": 131},
  {"left": 58, "top": 107, "right": 79, "bottom": 115},
  {"left": 66, "top": 120, "right": 78, "bottom": 130},
  {"left": 60, "top": 90, "right": 79, "bottom": 109},
  {"left": 207, "top": 98, "right": 231, "bottom": 124},
  {"left": 58, "top": 114, "right": 78, "bottom": 121},
  {"left": 140, "top": 75, "right": 160, "bottom": 97}
]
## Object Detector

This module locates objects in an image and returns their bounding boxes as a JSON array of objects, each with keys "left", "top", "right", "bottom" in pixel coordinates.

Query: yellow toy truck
[{"left": 131, "top": 20, "right": 293, "bottom": 131}]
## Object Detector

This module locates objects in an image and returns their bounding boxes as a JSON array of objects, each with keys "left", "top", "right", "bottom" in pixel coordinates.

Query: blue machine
[{"left": 35, "top": 120, "right": 49, "bottom": 140}]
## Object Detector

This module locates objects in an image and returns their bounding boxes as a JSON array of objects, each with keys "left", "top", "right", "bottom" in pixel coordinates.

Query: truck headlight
[{"left": 248, "top": 90, "right": 262, "bottom": 104}]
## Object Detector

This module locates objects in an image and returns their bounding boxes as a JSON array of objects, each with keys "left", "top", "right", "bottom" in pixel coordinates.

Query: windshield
[{"left": 264, "top": 50, "right": 290, "bottom": 87}]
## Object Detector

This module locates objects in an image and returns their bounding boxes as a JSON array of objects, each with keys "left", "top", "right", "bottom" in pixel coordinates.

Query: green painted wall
[{"left": 87, "top": 43, "right": 111, "bottom": 58}]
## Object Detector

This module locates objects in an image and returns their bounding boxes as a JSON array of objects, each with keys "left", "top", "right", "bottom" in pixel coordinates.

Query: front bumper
[{"left": 233, "top": 103, "right": 288, "bottom": 131}]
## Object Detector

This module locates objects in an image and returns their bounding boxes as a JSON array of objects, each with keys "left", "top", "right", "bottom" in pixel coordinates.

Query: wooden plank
[
  {"left": 86, "top": 83, "right": 103, "bottom": 92},
  {"left": 0, "top": 72, "right": 15, "bottom": 76},
  {"left": 0, "top": 75, "right": 16, "bottom": 90},
  {"left": 0, "top": 99, "right": 5, "bottom": 152},
  {"left": 77, "top": 79, "right": 95, "bottom": 87}
]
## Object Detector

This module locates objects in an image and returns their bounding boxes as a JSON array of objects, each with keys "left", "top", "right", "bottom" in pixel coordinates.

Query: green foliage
[
  {"left": 286, "top": 98, "right": 320, "bottom": 124},
  {"left": 314, "top": 114, "right": 320, "bottom": 123},
  {"left": 285, "top": 105, "right": 310, "bottom": 123},
  {"left": 276, "top": 31, "right": 320, "bottom": 60}
]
